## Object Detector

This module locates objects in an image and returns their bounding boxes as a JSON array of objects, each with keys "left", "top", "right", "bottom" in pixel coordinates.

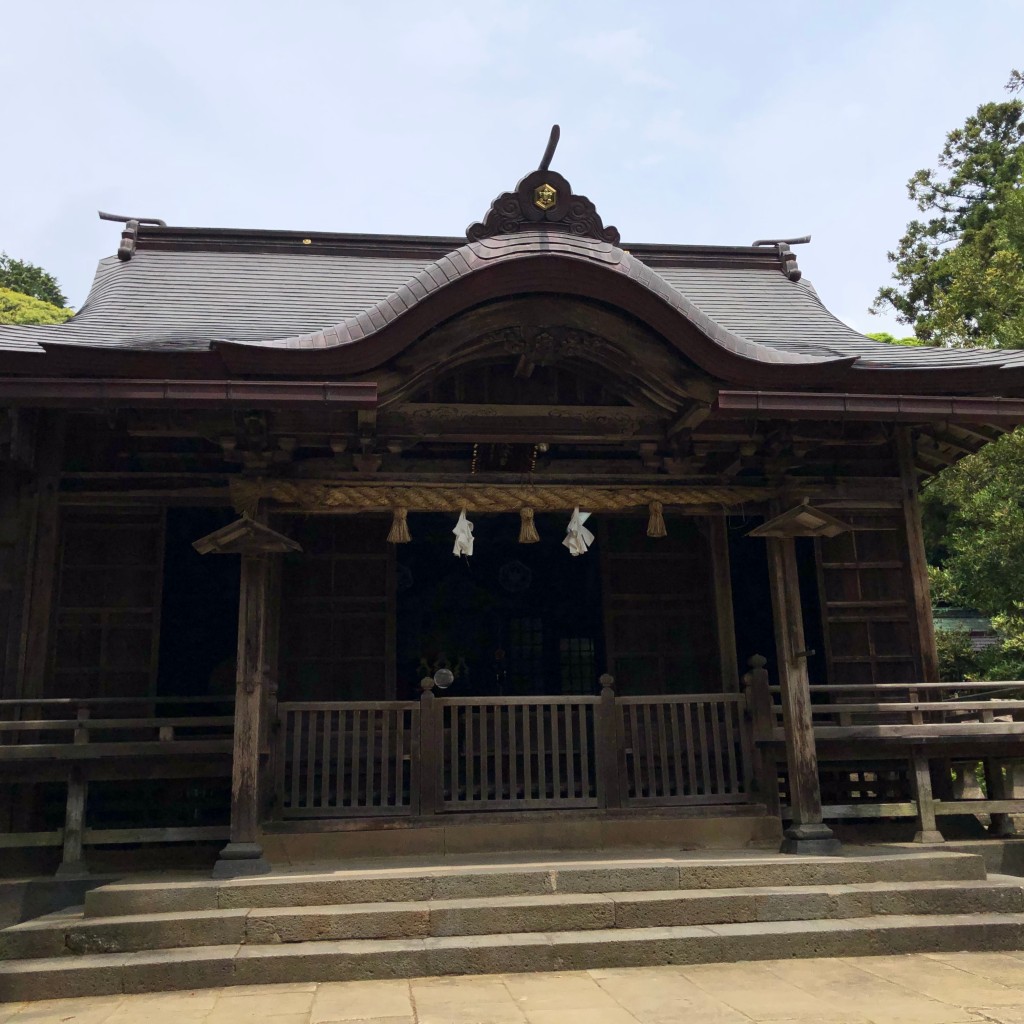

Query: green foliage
[
  {"left": 872, "top": 70, "right": 1024, "bottom": 347},
  {"left": 0, "top": 287, "right": 73, "bottom": 325},
  {"left": 935, "top": 628, "right": 979, "bottom": 682},
  {"left": 0, "top": 253, "right": 67, "bottom": 308},
  {"left": 865, "top": 331, "right": 926, "bottom": 347},
  {"left": 934, "top": 625, "right": 1024, "bottom": 683},
  {"left": 922, "top": 428, "right": 1024, "bottom": 616}
]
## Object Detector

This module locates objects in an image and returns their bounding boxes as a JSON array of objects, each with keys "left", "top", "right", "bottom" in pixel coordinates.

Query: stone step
[
  {"left": 3, "top": 911, "right": 1023, "bottom": 1000},
  {"left": 4, "top": 878, "right": 1022, "bottom": 959},
  {"left": 81, "top": 851, "right": 989, "bottom": 917}
]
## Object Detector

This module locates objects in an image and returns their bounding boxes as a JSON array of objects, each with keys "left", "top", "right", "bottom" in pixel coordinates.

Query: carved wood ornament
[{"left": 466, "top": 126, "right": 620, "bottom": 245}]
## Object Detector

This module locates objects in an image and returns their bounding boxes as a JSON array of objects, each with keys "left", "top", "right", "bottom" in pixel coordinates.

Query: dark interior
[
  {"left": 396, "top": 512, "right": 605, "bottom": 698},
  {"left": 157, "top": 507, "right": 240, "bottom": 697}
]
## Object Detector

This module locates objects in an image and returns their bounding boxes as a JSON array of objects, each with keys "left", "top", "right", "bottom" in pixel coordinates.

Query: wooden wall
[
  {"left": 815, "top": 509, "right": 922, "bottom": 687},
  {"left": 601, "top": 516, "right": 721, "bottom": 695},
  {"left": 48, "top": 509, "right": 165, "bottom": 698},
  {"left": 278, "top": 516, "right": 395, "bottom": 701}
]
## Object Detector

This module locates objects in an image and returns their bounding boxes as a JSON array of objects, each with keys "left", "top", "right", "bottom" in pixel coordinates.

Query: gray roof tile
[{"left": 0, "top": 234, "right": 1014, "bottom": 377}]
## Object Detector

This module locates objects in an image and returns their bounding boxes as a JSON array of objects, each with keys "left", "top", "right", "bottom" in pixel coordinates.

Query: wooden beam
[
  {"left": 18, "top": 411, "right": 64, "bottom": 700},
  {"left": 765, "top": 519, "right": 841, "bottom": 854},
  {"left": 708, "top": 517, "right": 739, "bottom": 692},
  {"left": 896, "top": 429, "right": 940, "bottom": 685}
]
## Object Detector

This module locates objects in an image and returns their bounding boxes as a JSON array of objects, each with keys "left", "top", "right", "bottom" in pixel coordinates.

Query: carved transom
[{"left": 484, "top": 325, "right": 604, "bottom": 368}]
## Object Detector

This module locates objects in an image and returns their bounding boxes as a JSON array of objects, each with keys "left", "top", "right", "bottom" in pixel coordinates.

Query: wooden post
[
  {"left": 597, "top": 673, "right": 622, "bottom": 809},
  {"left": 56, "top": 706, "right": 89, "bottom": 877},
  {"left": 896, "top": 428, "right": 940, "bottom": 683},
  {"left": 213, "top": 551, "right": 273, "bottom": 878},
  {"left": 709, "top": 517, "right": 740, "bottom": 692},
  {"left": 982, "top": 708, "right": 1017, "bottom": 837},
  {"left": 908, "top": 693, "right": 944, "bottom": 843},
  {"left": 765, "top": 530, "right": 841, "bottom": 854},
  {"left": 910, "top": 749, "right": 943, "bottom": 843},
  {"left": 418, "top": 677, "right": 439, "bottom": 815},
  {"left": 194, "top": 514, "right": 300, "bottom": 879},
  {"left": 741, "top": 654, "right": 780, "bottom": 816},
  {"left": 18, "top": 412, "right": 64, "bottom": 700},
  {"left": 262, "top": 556, "right": 282, "bottom": 820}
]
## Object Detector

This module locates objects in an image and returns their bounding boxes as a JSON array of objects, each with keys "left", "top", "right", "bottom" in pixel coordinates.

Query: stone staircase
[{"left": 2, "top": 849, "right": 1023, "bottom": 1000}]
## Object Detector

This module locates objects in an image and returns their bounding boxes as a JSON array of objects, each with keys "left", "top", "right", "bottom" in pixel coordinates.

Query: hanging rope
[
  {"left": 646, "top": 501, "right": 667, "bottom": 538},
  {"left": 387, "top": 507, "right": 411, "bottom": 543},
  {"left": 518, "top": 507, "right": 540, "bottom": 543},
  {"left": 232, "top": 479, "right": 765, "bottom": 515}
]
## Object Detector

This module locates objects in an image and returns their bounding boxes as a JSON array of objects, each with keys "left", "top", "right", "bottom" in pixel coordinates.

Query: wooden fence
[
  {"left": 741, "top": 665, "right": 1024, "bottom": 837},
  {"left": 275, "top": 679, "right": 753, "bottom": 818},
  {"left": 0, "top": 696, "right": 234, "bottom": 870}
]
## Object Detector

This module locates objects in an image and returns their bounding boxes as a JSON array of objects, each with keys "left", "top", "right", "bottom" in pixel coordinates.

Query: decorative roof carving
[{"left": 466, "top": 126, "right": 620, "bottom": 245}]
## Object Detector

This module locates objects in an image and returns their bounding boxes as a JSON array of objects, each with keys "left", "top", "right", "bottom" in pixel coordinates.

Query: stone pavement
[{"left": 3, "top": 952, "right": 1024, "bottom": 1024}]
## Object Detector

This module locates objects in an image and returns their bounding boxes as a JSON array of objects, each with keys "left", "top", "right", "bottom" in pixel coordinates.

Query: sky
[{"left": 2, "top": 1, "right": 1022, "bottom": 337}]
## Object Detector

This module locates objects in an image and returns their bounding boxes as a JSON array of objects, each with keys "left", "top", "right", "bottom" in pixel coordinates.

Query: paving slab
[{"left": 2, "top": 950, "right": 1024, "bottom": 1023}]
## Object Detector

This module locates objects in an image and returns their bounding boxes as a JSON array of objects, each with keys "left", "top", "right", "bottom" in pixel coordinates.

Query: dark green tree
[
  {"left": 0, "top": 253, "right": 68, "bottom": 308},
  {"left": 872, "top": 70, "right": 1024, "bottom": 347}
]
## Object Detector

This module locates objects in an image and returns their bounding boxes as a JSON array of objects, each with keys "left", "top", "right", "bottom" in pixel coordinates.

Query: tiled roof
[{"left": 2, "top": 227, "right": 1020, "bottom": 375}]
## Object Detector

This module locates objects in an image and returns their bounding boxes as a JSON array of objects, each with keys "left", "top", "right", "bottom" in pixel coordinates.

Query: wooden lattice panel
[
  {"left": 816, "top": 511, "right": 920, "bottom": 688},
  {"left": 49, "top": 510, "right": 165, "bottom": 699}
]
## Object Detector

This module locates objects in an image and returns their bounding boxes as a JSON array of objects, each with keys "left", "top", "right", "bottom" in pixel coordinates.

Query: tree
[
  {"left": 0, "top": 253, "right": 68, "bottom": 308},
  {"left": 864, "top": 331, "right": 925, "bottom": 347},
  {"left": 871, "top": 70, "right": 1024, "bottom": 347},
  {"left": 921, "top": 428, "right": 1024, "bottom": 679},
  {"left": 0, "top": 287, "right": 73, "bottom": 325}
]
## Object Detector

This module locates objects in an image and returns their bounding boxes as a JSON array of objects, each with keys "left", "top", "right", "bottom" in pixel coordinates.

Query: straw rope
[{"left": 231, "top": 479, "right": 767, "bottom": 516}]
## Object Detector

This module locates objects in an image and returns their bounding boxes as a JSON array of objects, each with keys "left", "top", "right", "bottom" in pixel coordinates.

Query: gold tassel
[
  {"left": 518, "top": 507, "right": 540, "bottom": 543},
  {"left": 647, "top": 501, "right": 667, "bottom": 538},
  {"left": 387, "top": 507, "right": 411, "bottom": 543}
]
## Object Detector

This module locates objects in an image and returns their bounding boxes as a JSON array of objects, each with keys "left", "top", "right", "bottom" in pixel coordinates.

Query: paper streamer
[
  {"left": 563, "top": 507, "right": 595, "bottom": 556},
  {"left": 452, "top": 509, "right": 475, "bottom": 557}
]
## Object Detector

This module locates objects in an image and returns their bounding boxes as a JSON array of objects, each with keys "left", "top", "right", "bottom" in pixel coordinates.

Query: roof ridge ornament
[
  {"left": 466, "top": 125, "right": 620, "bottom": 245},
  {"left": 99, "top": 211, "right": 168, "bottom": 262},
  {"left": 751, "top": 235, "right": 810, "bottom": 282}
]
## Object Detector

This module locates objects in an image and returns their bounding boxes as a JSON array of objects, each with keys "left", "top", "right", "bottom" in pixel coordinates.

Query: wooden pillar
[
  {"left": 709, "top": 517, "right": 739, "bottom": 691},
  {"left": 765, "top": 528, "right": 840, "bottom": 854},
  {"left": 194, "top": 513, "right": 300, "bottom": 880},
  {"left": 55, "top": 706, "right": 90, "bottom": 877},
  {"left": 895, "top": 428, "right": 940, "bottom": 683},
  {"left": 418, "top": 678, "right": 439, "bottom": 815},
  {"left": 213, "top": 551, "right": 273, "bottom": 877},
  {"left": 910, "top": 749, "right": 943, "bottom": 844},
  {"left": 741, "top": 654, "right": 780, "bottom": 816},
  {"left": 597, "top": 673, "right": 622, "bottom": 809},
  {"left": 18, "top": 412, "right": 65, "bottom": 699}
]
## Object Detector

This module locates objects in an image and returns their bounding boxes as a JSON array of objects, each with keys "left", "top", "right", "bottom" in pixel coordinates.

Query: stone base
[
  {"left": 212, "top": 842, "right": 272, "bottom": 879},
  {"left": 914, "top": 829, "right": 946, "bottom": 844},
  {"left": 259, "top": 811, "right": 782, "bottom": 864},
  {"left": 988, "top": 816, "right": 1018, "bottom": 838},
  {"left": 780, "top": 822, "right": 842, "bottom": 856},
  {"left": 54, "top": 861, "right": 90, "bottom": 880}
]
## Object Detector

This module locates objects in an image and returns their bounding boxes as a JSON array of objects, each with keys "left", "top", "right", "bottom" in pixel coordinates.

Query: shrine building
[{"left": 2, "top": 128, "right": 1023, "bottom": 880}]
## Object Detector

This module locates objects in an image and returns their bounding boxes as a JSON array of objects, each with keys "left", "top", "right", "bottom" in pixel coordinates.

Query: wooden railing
[
  {"left": 617, "top": 694, "right": 751, "bottom": 806},
  {"left": 438, "top": 697, "right": 599, "bottom": 810},
  {"left": 276, "top": 702, "right": 419, "bottom": 817},
  {"left": 0, "top": 696, "right": 235, "bottom": 868},
  {"left": 273, "top": 678, "right": 754, "bottom": 818},
  {"left": 742, "top": 662, "right": 1024, "bottom": 837}
]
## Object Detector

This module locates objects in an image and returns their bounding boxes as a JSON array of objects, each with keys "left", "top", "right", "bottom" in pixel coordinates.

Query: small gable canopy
[{"left": 193, "top": 516, "right": 302, "bottom": 556}]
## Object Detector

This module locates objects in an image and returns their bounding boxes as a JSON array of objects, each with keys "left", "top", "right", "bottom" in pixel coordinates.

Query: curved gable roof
[{"left": 3, "top": 224, "right": 1024, "bottom": 393}]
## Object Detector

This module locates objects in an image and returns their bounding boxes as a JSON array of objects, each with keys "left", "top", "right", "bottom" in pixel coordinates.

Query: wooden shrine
[{"left": 2, "top": 128, "right": 1024, "bottom": 877}]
